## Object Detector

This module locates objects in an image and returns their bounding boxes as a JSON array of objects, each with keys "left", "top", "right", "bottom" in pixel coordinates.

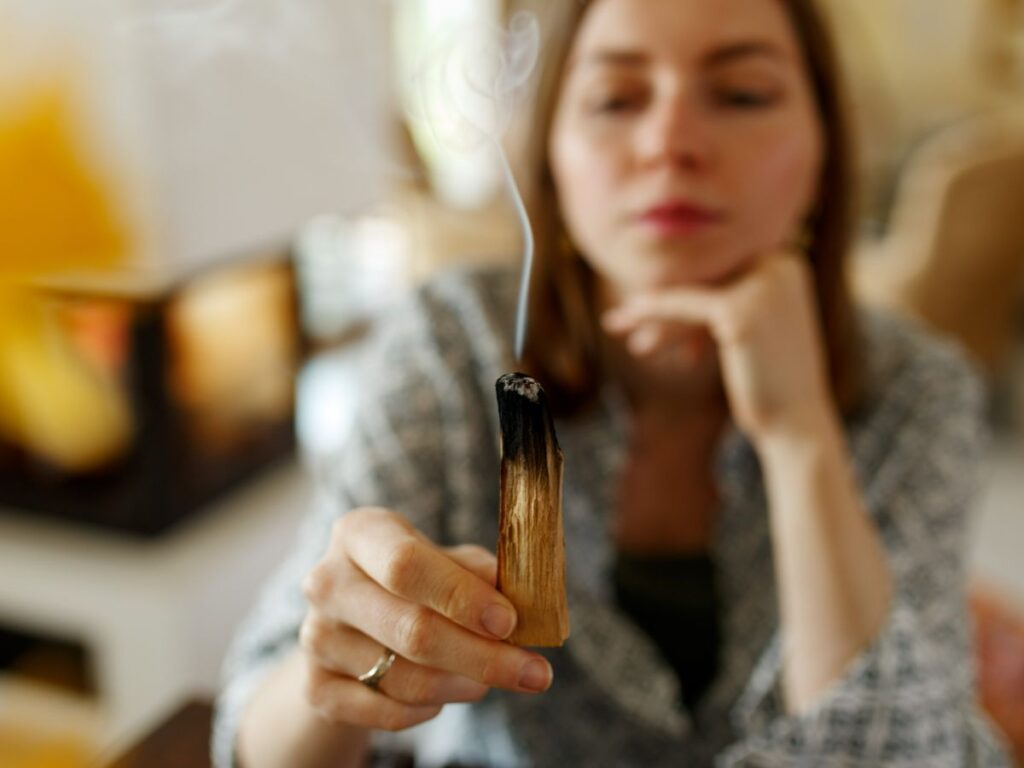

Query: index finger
[{"left": 339, "top": 509, "right": 518, "bottom": 641}]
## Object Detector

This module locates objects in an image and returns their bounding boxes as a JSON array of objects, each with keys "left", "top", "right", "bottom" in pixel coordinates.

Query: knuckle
[
  {"left": 395, "top": 606, "right": 437, "bottom": 660},
  {"left": 403, "top": 669, "right": 446, "bottom": 706},
  {"left": 298, "top": 617, "right": 316, "bottom": 652},
  {"left": 434, "top": 571, "right": 470, "bottom": 621},
  {"left": 477, "top": 653, "right": 510, "bottom": 688},
  {"left": 450, "top": 543, "right": 490, "bottom": 562},
  {"left": 298, "top": 616, "right": 327, "bottom": 656},
  {"left": 356, "top": 506, "right": 396, "bottom": 530},
  {"left": 381, "top": 538, "right": 421, "bottom": 594},
  {"left": 334, "top": 507, "right": 386, "bottom": 546},
  {"left": 302, "top": 565, "right": 334, "bottom": 605}
]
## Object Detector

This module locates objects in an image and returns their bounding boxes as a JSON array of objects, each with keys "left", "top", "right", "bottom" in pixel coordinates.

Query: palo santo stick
[{"left": 495, "top": 373, "right": 570, "bottom": 647}]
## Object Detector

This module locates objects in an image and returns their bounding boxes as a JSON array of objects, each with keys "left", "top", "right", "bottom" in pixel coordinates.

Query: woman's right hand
[{"left": 298, "top": 507, "right": 555, "bottom": 733}]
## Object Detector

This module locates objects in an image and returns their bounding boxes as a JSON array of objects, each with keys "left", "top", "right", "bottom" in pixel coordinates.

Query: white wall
[
  {"left": 1, "top": 0, "right": 397, "bottom": 274},
  {"left": 127, "top": 0, "right": 396, "bottom": 270}
]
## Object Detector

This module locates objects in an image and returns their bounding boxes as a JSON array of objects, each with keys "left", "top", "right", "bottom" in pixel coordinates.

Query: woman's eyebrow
[
  {"left": 703, "top": 41, "right": 787, "bottom": 67},
  {"left": 570, "top": 41, "right": 787, "bottom": 73},
  {"left": 570, "top": 49, "right": 649, "bottom": 71}
]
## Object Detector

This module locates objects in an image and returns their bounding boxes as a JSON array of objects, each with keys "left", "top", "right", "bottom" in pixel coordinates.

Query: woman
[{"left": 215, "top": 0, "right": 1011, "bottom": 765}]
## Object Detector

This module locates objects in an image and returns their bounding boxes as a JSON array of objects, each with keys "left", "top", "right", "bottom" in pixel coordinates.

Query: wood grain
[{"left": 495, "top": 373, "right": 570, "bottom": 647}]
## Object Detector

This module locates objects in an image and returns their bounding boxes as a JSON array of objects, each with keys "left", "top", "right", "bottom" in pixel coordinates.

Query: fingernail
[
  {"left": 481, "top": 604, "right": 516, "bottom": 639},
  {"left": 518, "top": 659, "right": 552, "bottom": 692}
]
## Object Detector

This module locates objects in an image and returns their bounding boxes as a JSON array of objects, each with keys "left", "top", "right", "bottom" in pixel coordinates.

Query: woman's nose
[{"left": 635, "top": 94, "right": 714, "bottom": 172}]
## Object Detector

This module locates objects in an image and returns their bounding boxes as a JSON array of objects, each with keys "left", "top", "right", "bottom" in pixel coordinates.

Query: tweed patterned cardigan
[{"left": 213, "top": 267, "right": 1010, "bottom": 767}]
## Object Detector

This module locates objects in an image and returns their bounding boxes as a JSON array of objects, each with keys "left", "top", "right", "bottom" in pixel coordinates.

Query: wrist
[
  {"left": 753, "top": 403, "right": 842, "bottom": 466},
  {"left": 238, "top": 649, "right": 371, "bottom": 768}
]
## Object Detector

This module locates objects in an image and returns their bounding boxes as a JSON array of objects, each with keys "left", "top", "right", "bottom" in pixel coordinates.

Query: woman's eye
[
  {"left": 589, "top": 93, "right": 643, "bottom": 115},
  {"left": 714, "top": 88, "right": 778, "bottom": 109}
]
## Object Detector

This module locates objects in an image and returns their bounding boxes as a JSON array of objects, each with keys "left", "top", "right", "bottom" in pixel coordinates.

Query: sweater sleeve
[
  {"left": 210, "top": 295, "right": 452, "bottom": 768},
  {"left": 720, "top": 343, "right": 1012, "bottom": 767}
]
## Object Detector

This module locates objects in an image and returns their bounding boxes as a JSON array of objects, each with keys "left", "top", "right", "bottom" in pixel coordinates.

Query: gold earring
[
  {"left": 788, "top": 220, "right": 814, "bottom": 253},
  {"left": 559, "top": 231, "right": 577, "bottom": 259},
  {"left": 797, "top": 226, "right": 814, "bottom": 252}
]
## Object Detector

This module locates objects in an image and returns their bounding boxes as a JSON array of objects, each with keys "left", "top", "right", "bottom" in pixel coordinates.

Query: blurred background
[{"left": 1, "top": 0, "right": 1023, "bottom": 766}]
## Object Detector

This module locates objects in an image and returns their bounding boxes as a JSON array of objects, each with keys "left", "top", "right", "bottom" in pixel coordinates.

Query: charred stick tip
[
  {"left": 495, "top": 373, "right": 561, "bottom": 465},
  {"left": 497, "top": 372, "right": 542, "bottom": 402}
]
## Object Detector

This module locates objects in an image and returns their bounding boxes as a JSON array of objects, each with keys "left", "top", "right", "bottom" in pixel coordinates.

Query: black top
[{"left": 613, "top": 552, "right": 721, "bottom": 714}]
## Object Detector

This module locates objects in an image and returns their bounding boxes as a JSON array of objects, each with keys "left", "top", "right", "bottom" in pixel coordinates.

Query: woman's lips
[{"left": 638, "top": 202, "right": 724, "bottom": 236}]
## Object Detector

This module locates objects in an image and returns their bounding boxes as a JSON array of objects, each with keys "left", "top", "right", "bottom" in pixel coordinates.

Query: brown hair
[{"left": 513, "top": 0, "right": 862, "bottom": 417}]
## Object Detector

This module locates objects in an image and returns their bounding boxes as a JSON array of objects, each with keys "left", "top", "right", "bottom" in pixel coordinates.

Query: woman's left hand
[{"left": 602, "top": 251, "right": 833, "bottom": 443}]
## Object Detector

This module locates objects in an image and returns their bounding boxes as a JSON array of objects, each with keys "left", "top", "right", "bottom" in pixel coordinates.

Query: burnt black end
[{"left": 495, "top": 373, "right": 561, "bottom": 465}]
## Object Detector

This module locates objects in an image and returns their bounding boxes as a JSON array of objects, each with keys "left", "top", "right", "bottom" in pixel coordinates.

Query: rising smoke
[{"left": 403, "top": 8, "right": 541, "bottom": 361}]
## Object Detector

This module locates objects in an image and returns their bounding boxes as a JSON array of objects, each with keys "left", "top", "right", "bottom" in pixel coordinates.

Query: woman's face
[{"left": 549, "top": 0, "right": 824, "bottom": 298}]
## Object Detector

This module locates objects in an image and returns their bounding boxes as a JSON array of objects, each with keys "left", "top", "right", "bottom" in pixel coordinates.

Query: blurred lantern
[
  {"left": 0, "top": 0, "right": 394, "bottom": 526},
  {"left": 0, "top": 0, "right": 147, "bottom": 471}
]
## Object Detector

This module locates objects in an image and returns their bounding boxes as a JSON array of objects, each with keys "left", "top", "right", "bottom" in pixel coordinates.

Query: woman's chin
[
  {"left": 663, "top": 250, "right": 761, "bottom": 287},
  {"left": 594, "top": 252, "right": 752, "bottom": 299},
  {"left": 642, "top": 264, "right": 744, "bottom": 290}
]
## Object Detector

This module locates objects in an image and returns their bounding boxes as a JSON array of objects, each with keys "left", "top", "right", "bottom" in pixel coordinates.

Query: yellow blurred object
[
  {"left": 0, "top": 726, "right": 92, "bottom": 768},
  {"left": 0, "top": 287, "right": 133, "bottom": 472},
  {"left": 0, "top": 71, "right": 136, "bottom": 471},
  {"left": 0, "top": 82, "right": 129, "bottom": 278},
  {"left": 0, "top": 676, "right": 101, "bottom": 768},
  {"left": 167, "top": 261, "right": 297, "bottom": 450}
]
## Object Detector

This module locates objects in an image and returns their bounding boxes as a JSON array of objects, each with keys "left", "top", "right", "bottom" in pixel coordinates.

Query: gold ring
[{"left": 357, "top": 648, "right": 397, "bottom": 691}]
